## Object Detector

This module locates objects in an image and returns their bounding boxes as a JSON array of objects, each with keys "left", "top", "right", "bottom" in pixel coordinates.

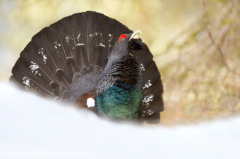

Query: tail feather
[
  {"left": 71, "top": 13, "right": 89, "bottom": 67},
  {"left": 138, "top": 46, "right": 164, "bottom": 123},
  {"left": 66, "top": 57, "right": 80, "bottom": 78},
  {"left": 136, "top": 43, "right": 153, "bottom": 67},
  {"left": 24, "top": 42, "right": 58, "bottom": 83},
  {"left": 86, "top": 11, "right": 132, "bottom": 67},
  {"left": 10, "top": 11, "right": 164, "bottom": 123},
  {"left": 12, "top": 60, "right": 54, "bottom": 97},
  {"left": 89, "top": 12, "right": 109, "bottom": 67}
]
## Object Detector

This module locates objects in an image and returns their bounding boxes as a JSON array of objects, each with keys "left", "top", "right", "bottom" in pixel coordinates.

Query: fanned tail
[
  {"left": 137, "top": 44, "right": 164, "bottom": 123},
  {"left": 10, "top": 11, "right": 163, "bottom": 123}
]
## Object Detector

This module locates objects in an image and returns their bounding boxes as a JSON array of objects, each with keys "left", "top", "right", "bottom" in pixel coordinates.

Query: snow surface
[{"left": 0, "top": 83, "right": 240, "bottom": 159}]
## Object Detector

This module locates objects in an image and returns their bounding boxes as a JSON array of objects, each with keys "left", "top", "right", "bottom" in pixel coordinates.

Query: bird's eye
[
  {"left": 120, "top": 37, "right": 126, "bottom": 41},
  {"left": 119, "top": 34, "right": 127, "bottom": 42}
]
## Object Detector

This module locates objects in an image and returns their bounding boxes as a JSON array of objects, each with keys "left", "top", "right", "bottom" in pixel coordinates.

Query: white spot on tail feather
[
  {"left": 76, "top": 43, "right": 84, "bottom": 46},
  {"left": 142, "top": 80, "right": 152, "bottom": 89},
  {"left": 77, "top": 33, "right": 81, "bottom": 41},
  {"left": 90, "top": 32, "right": 106, "bottom": 48},
  {"left": 65, "top": 35, "right": 71, "bottom": 44},
  {"left": 49, "top": 81, "right": 54, "bottom": 86},
  {"left": 108, "top": 34, "right": 113, "bottom": 48},
  {"left": 143, "top": 110, "right": 154, "bottom": 115},
  {"left": 87, "top": 98, "right": 95, "bottom": 107},
  {"left": 140, "top": 64, "right": 145, "bottom": 72},
  {"left": 29, "top": 61, "right": 41, "bottom": 76},
  {"left": 54, "top": 96, "right": 59, "bottom": 102},
  {"left": 142, "top": 94, "right": 154, "bottom": 107},
  {"left": 98, "top": 42, "right": 105, "bottom": 47},
  {"left": 53, "top": 41, "right": 61, "bottom": 49},
  {"left": 22, "top": 76, "right": 30, "bottom": 90},
  {"left": 38, "top": 48, "right": 47, "bottom": 64}
]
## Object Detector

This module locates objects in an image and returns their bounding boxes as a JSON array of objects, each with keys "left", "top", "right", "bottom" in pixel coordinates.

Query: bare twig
[
  {"left": 202, "top": 0, "right": 232, "bottom": 72},
  {"left": 232, "top": 0, "right": 240, "bottom": 21}
]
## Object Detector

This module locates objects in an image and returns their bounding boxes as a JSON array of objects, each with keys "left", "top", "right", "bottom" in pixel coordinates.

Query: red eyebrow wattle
[{"left": 119, "top": 34, "right": 127, "bottom": 42}]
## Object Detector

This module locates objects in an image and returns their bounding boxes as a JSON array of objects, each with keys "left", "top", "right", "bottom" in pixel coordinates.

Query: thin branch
[{"left": 202, "top": 0, "right": 232, "bottom": 72}]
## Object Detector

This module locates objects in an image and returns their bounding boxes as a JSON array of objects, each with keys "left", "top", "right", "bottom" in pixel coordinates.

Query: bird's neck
[{"left": 96, "top": 56, "right": 141, "bottom": 96}]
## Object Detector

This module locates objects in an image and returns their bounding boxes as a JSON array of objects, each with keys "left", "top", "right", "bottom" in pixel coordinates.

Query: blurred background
[{"left": 0, "top": 0, "right": 239, "bottom": 125}]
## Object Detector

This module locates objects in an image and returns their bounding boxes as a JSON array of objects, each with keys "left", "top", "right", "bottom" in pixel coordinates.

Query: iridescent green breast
[{"left": 96, "top": 82, "right": 143, "bottom": 121}]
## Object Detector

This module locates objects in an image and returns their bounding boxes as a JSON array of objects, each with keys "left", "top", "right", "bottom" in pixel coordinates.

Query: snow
[
  {"left": 87, "top": 98, "right": 95, "bottom": 107},
  {"left": 0, "top": 83, "right": 240, "bottom": 159}
]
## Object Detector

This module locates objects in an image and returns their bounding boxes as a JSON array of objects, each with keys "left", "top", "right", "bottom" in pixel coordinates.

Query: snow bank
[{"left": 0, "top": 83, "right": 239, "bottom": 159}]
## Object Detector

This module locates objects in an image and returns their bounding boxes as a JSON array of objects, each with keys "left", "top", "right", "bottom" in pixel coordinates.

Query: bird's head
[
  {"left": 96, "top": 30, "right": 144, "bottom": 95},
  {"left": 107, "top": 30, "right": 144, "bottom": 63}
]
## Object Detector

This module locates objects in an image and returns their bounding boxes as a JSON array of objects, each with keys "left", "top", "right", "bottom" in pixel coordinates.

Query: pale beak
[{"left": 129, "top": 30, "right": 142, "bottom": 41}]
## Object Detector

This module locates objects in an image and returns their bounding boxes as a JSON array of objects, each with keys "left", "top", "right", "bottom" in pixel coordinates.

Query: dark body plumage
[
  {"left": 10, "top": 11, "right": 164, "bottom": 124},
  {"left": 96, "top": 36, "right": 144, "bottom": 121}
]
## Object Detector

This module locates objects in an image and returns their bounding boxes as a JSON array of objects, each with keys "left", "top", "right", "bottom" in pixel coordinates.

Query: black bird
[{"left": 10, "top": 11, "right": 164, "bottom": 123}]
